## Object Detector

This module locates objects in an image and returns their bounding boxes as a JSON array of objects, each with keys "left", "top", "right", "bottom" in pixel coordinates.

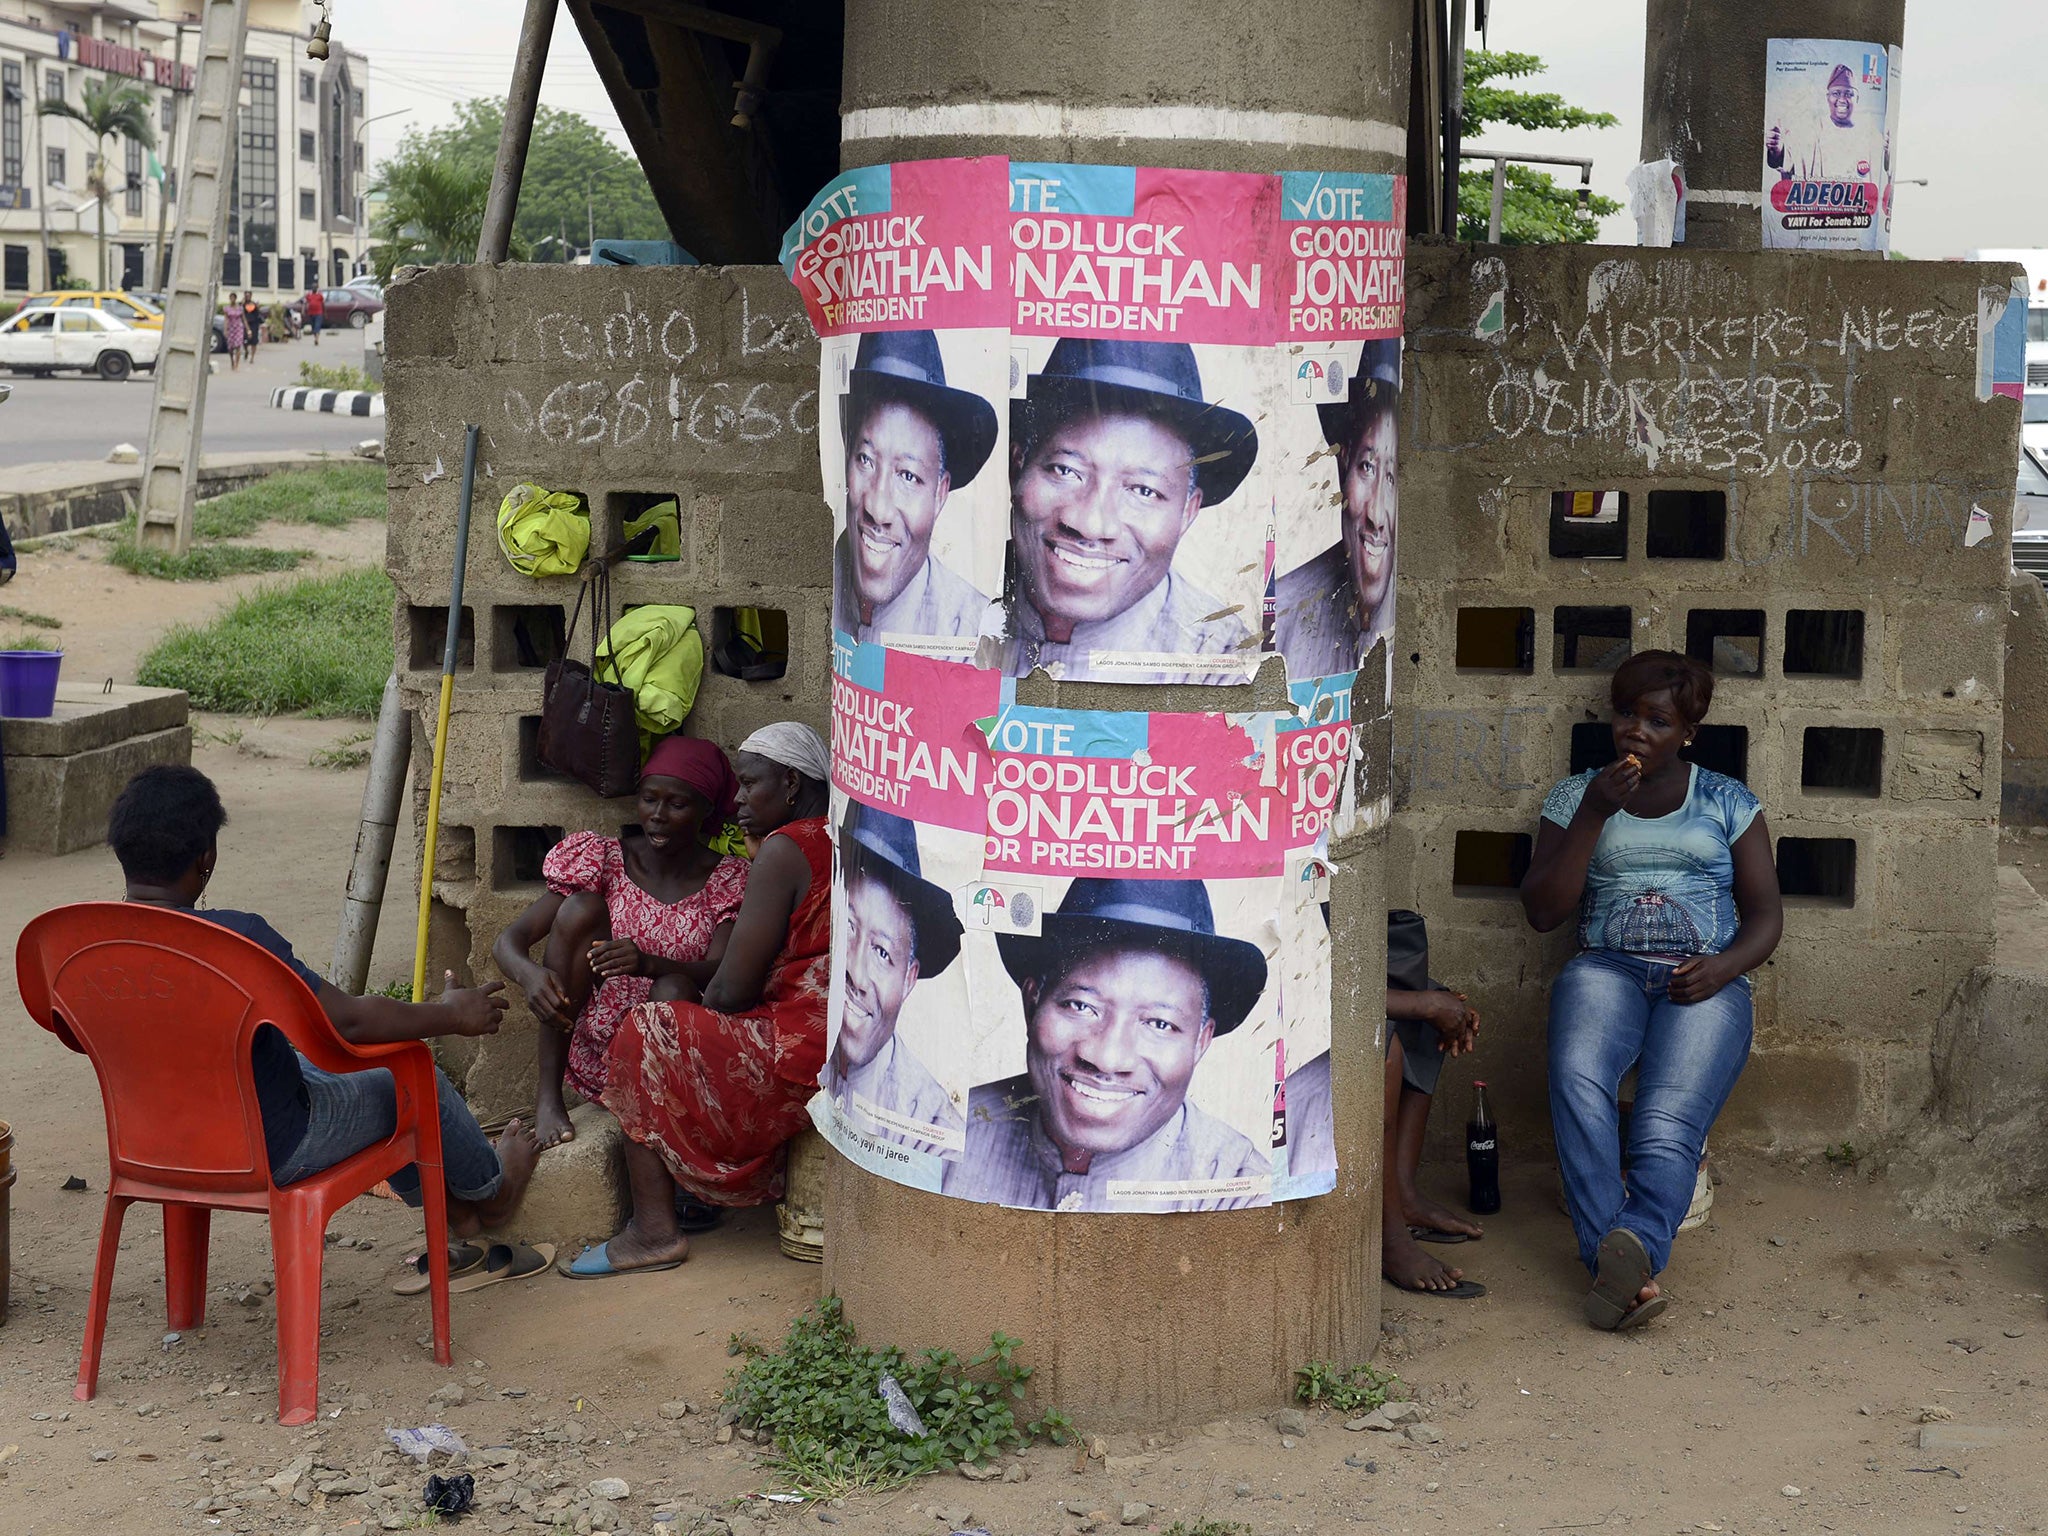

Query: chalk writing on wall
[
  {"left": 1393, "top": 706, "right": 1550, "bottom": 796},
  {"left": 500, "top": 377, "right": 817, "bottom": 449}
]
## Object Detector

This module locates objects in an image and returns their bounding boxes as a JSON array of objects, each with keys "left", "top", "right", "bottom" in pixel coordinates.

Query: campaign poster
[
  {"left": 814, "top": 636, "right": 1336, "bottom": 1211},
  {"left": 781, "top": 158, "right": 1012, "bottom": 663},
  {"left": 1762, "top": 40, "right": 1901, "bottom": 253},
  {"left": 1270, "top": 171, "right": 1406, "bottom": 687}
]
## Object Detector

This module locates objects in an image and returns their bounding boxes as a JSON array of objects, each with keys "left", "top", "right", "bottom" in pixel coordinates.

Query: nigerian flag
[{"left": 147, "top": 152, "right": 164, "bottom": 183}]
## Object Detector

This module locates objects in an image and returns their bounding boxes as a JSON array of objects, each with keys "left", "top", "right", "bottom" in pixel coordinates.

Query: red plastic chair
[{"left": 15, "top": 903, "right": 454, "bottom": 1426}]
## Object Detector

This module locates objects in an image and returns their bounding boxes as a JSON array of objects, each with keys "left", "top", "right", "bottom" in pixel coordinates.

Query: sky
[{"left": 337, "top": 0, "right": 2047, "bottom": 259}]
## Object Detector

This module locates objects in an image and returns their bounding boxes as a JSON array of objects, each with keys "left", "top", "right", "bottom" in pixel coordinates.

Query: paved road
[{"left": 0, "top": 328, "right": 385, "bottom": 468}]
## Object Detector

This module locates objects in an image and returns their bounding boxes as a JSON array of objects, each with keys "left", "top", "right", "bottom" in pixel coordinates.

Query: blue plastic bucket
[{"left": 0, "top": 650, "right": 62, "bottom": 718}]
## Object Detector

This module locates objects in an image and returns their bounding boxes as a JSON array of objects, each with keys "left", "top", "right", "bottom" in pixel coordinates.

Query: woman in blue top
[{"left": 1522, "top": 651, "right": 1782, "bottom": 1331}]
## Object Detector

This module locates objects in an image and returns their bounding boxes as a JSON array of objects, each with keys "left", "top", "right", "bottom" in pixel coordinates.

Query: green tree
[
  {"left": 368, "top": 157, "right": 504, "bottom": 279},
  {"left": 1457, "top": 50, "right": 1622, "bottom": 244},
  {"left": 368, "top": 100, "right": 666, "bottom": 276},
  {"left": 39, "top": 77, "right": 157, "bottom": 288}
]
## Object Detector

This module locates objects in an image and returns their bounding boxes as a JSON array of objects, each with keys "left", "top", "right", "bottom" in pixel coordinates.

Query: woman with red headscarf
[{"left": 492, "top": 736, "right": 750, "bottom": 1149}]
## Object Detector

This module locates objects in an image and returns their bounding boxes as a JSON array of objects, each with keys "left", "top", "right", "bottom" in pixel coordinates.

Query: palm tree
[
  {"left": 39, "top": 77, "right": 157, "bottom": 289},
  {"left": 368, "top": 156, "right": 522, "bottom": 280}
]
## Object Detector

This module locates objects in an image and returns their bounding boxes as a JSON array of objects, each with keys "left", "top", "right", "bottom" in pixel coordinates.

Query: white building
[{"left": 0, "top": 0, "right": 372, "bottom": 300}]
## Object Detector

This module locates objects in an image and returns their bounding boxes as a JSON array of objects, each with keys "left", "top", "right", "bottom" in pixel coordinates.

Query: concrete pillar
[
  {"left": 1641, "top": 0, "right": 1905, "bottom": 249},
  {"left": 824, "top": 0, "right": 1410, "bottom": 1429}
]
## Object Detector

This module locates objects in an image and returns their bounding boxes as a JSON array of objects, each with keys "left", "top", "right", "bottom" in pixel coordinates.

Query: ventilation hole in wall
[
  {"left": 1454, "top": 607, "right": 1535, "bottom": 672},
  {"left": 1802, "top": 726, "right": 1884, "bottom": 797},
  {"left": 1778, "top": 836, "right": 1857, "bottom": 906},
  {"left": 1548, "top": 489, "right": 1628, "bottom": 560},
  {"left": 407, "top": 605, "right": 474, "bottom": 671},
  {"left": 432, "top": 825, "right": 475, "bottom": 885},
  {"left": 493, "top": 825, "right": 564, "bottom": 890},
  {"left": 1553, "top": 605, "right": 1633, "bottom": 673},
  {"left": 1570, "top": 722, "right": 1618, "bottom": 775},
  {"left": 492, "top": 605, "right": 567, "bottom": 673},
  {"left": 711, "top": 606, "right": 790, "bottom": 681},
  {"left": 1452, "top": 830, "right": 1532, "bottom": 897},
  {"left": 1686, "top": 608, "right": 1766, "bottom": 677},
  {"left": 517, "top": 716, "right": 570, "bottom": 783},
  {"left": 1684, "top": 724, "right": 1749, "bottom": 783},
  {"left": 606, "top": 490, "right": 681, "bottom": 563},
  {"left": 1783, "top": 609, "right": 1865, "bottom": 678},
  {"left": 1646, "top": 489, "right": 1728, "bottom": 559}
]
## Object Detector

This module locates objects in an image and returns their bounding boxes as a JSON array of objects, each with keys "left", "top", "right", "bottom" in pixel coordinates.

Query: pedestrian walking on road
[
  {"left": 304, "top": 286, "right": 325, "bottom": 347},
  {"left": 242, "top": 293, "right": 262, "bottom": 359},
  {"left": 221, "top": 296, "right": 245, "bottom": 371}
]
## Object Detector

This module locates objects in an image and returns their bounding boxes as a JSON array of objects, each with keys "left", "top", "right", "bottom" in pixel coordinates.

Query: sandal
[
  {"left": 559, "top": 1240, "right": 687, "bottom": 1279},
  {"left": 675, "top": 1197, "right": 725, "bottom": 1234},
  {"left": 448, "top": 1242, "right": 556, "bottom": 1294},
  {"left": 1408, "top": 1226, "right": 1477, "bottom": 1245},
  {"left": 1584, "top": 1228, "right": 1657, "bottom": 1330},
  {"left": 1388, "top": 1277, "right": 1488, "bottom": 1299},
  {"left": 391, "top": 1243, "right": 488, "bottom": 1296}
]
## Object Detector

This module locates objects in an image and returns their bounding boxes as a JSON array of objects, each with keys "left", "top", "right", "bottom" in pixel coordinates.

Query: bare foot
[
  {"left": 471, "top": 1119, "right": 541, "bottom": 1230},
  {"left": 534, "top": 1097, "right": 576, "bottom": 1149},
  {"left": 601, "top": 1219, "right": 691, "bottom": 1272},
  {"left": 1400, "top": 1190, "right": 1483, "bottom": 1239},
  {"left": 1382, "top": 1215, "right": 1464, "bottom": 1292}
]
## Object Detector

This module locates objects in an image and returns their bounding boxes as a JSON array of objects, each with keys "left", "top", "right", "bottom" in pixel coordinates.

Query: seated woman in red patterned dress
[
  {"left": 563, "top": 723, "right": 832, "bottom": 1277},
  {"left": 493, "top": 736, "right": 750, "bottom": 1149}
]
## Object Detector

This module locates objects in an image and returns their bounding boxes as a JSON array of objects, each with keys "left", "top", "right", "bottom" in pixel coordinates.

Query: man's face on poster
[
  {"left": 1337, "top": 405, "right": 1397, "bottom": 633},
  {"left": 1827, "top": 81, "right": 1857, "bottom": 127},
  {"left": 846, "top": 396, "right": 951, "bottom": 614},
  {"left": 1012, "top": 409, "right": 1202, "bottom": 640},
  {"left": 837, "top": 868, "right": 920, "bottom": 1072},
  {"left": 1021, "top": 943, "right": 1214, "bottom": 1166}
]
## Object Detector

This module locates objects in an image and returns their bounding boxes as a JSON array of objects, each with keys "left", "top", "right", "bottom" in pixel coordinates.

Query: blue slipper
[{"left": 558, "top": 1241, "right": 686, "bottom": 1279}]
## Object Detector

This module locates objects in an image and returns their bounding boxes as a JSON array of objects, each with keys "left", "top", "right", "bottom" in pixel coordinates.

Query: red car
[{"left": 288, "top": 288, "right": 384, "bottom": 330}]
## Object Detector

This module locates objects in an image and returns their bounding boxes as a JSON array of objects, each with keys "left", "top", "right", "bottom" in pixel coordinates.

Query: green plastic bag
[
  {"left": 497, "top": 483, "right": 590, "bottom": 577},
  {"left": 596, "top": 604, "right": 705, "bottom": 751}
]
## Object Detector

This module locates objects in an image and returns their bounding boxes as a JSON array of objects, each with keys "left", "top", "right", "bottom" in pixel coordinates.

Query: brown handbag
[{"left": 537, "top": 561, "right": 639, "bottom": 797}]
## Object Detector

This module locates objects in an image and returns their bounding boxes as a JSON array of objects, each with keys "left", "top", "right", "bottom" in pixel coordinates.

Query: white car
[
  {"left": 2025, "top": 388, "right": 2048, "bottom": 455},
  {"left": 0, "top": 305, "right": 161, "bottom": 381}
]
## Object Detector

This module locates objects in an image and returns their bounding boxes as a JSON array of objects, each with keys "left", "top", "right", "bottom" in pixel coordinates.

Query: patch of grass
[
  {"left": 1, "top": 631, "right": 61, "bottom": 652},
  {"left": 138, "top": 566, "right": 394, "bottom": 717},
  {"left": 107, "top": 540, "right": 311, "bottom": 581},
  {"left": 1294, "top": 1360, "right": 1403, "bottom": 1416},
  {"left": 725, "top": 1297, "right": 1067, "bottom": 1498},
  {"left": 310, "top": 730, "right": 374, "bottom": 770},
  {"left": 373, "top": 978, "right": 415, "bottom": 1001},
  {"left": 0, "top": 604, "right": 61, "bottom": 630},
  {"left": 1823, "top": 1141, "right": 1859, "bottom": 1166},
  {"left": 193, "top": 464, "right": 388, "bottom": 538},
  {"left": 297, "top": 361, "right": 381, "bottom": 395}
]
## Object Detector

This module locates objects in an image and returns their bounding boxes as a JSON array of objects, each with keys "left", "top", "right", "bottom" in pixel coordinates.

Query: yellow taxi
[{"left": 16, "top": 290, "right": 164, "bottom": 330}]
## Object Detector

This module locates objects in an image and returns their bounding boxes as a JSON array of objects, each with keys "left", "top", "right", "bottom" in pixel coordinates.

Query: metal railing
[{"left": 1462, "top": 146, "right": 1596, "bottom": 243}]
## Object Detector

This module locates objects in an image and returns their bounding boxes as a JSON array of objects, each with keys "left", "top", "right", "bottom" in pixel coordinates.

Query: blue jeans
[
  {"left": 271, "top": 1063, "right": 503, "bottom": 1205},
  {"left": 1547, "top": 950, "right": 1752, "bottom": 1276}
]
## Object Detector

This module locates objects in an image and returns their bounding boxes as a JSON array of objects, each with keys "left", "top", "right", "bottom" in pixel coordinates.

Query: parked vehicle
[
  {"left": 0, "top": 305, "right": 161, "bottom": 380},
  {"left": 344, "top": 276, "right": 383, "bottom": 299},
  {"left": 1969, "top": 249, "right": 2048, "bottom": 388},
  {"left": 15, "top": 289, "right": 164, "bottom": 330},
  {"left": 288, "top": 287, "right": 383, "bottom": 330},
  {"left": 2025, "top": 388, "right": 2048, "bottom": 455}
]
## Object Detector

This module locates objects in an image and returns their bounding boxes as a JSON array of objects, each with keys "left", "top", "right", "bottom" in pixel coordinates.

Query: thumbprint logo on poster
[
  {"left": 964, "top": 881, "right": 1044, "bottom": 933},
  {"left": 1324, "top": 359, "right": 1346, "bottom": 399}
]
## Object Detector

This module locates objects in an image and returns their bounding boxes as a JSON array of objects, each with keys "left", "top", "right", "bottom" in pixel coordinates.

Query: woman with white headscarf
[{"left": 564, "top": 724, "right": 833, "bottom": 1277}]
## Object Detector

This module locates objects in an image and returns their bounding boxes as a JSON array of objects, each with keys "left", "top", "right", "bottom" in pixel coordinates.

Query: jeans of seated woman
[
  {"left": 1548, "top": 949, "right": 1752, "bottom": 1276},
  {"left": 269, "top": 1063, "right": 504, "bottom": 1205}
]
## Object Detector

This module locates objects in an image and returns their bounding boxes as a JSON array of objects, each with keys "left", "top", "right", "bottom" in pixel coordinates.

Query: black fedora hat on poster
[
  {"left": 839, "top": 801, "right": 965, "bottom": 976},
  {"left": 841, "top": 329, "right": 1001, "bottom": 489},
  {"left": 1316, "top": 335, "right": 1402, "bottom": 447},
  {"left": 1016, "top": 337, "right": 1260, "bottom": 507},
  {"left": 995, "top": 876, "right": 1269, "bottom": 1035}
]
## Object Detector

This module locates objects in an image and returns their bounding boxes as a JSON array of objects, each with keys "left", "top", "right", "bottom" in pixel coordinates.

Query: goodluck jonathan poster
[{"left": 1762, "top": 39, "right": 1901, "bottom": 253}]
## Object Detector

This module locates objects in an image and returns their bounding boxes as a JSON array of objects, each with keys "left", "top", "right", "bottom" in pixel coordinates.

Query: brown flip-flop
[
  {"left": 391, "top": 1243, "right": 488, "bottom": 1296},
  {"left": 448, "top": 1242, "right": 556, "bottom": 1293},
  {"left": 1584, "top": 1228, "right": 1658, "bottom": 1330}
]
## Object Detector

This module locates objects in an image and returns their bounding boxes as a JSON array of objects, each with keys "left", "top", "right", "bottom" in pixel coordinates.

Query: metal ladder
[{"left": 137, "top": 0, "right": 250, "bottom": 556}]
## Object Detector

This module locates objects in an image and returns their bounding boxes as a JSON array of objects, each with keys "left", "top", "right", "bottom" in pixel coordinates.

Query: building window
[
  {"left": 2, "top": 62, "right": 23, "bottom": 193},
  {"left": 45, "top": 70, "right": 62, "bottom": 106},
  {"left": 232, "top": 56, "right": 279, "bottom": 256},
  {"left": 45, "top": 146, "right": 63, "bottom": 186},
  {"left": 352, "top": 141, "right": 362, "bottom": 172},
  {"left": 125, "top": 136, "right": 143, "bottom": 214},
  {"left": 300, "top": 70, "right": 316, "bottom": 104},
  {"left": 299, "top": 188, "right": 315, "bottom": 220},
  {"left": 300, "top": 129, "right": 315, "bottom": 160},
  {"left": 350, "top": 88, "right": 363, "bottom": 115},
  {"left": 160, "top": 93, "right": 173, "bottom": 132},
  {"left": 3, "top": 243, "right": 28, "bottom": 291},
  {"left": 276, "top": 255, "right": 294, "bottom": 291}
]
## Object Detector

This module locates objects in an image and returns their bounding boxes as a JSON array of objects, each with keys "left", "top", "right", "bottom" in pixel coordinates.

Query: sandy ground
[{"left": 2, "top": 539, "right": 2047, "bottom": 1535}]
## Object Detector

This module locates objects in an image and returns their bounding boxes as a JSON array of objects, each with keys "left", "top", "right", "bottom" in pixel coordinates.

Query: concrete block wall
[
  {"left": 1393, "top": 242, "right": 2018, "bottom": 1155},
  {"left": 382, "top": 263, "right": 826, "bottom": 1121}
]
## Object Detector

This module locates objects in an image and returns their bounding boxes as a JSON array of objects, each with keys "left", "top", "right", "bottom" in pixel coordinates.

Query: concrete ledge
[
  {"left": 2, "top": 722, "right": 192, "bottom": 854},
  {"left": 0, "top": 451, "right": 364, "bottom": 542},
  {"left": 496, "top": 1099, "right": 627, "bottom": 1252},
  {"left": 5, "top": 682, "right": 189, "bottom": 756}
]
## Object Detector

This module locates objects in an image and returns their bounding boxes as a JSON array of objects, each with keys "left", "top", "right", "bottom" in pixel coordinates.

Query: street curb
[
  {"left": 271, "top": 386, "right": 385, "bottom": 417},
  {"left": 1, "top": 451, "right": 367, "bottom": 542}
]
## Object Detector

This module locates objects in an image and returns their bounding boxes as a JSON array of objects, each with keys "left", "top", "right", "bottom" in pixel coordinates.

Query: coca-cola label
[{"left": 1467, "top": 1138, "right": 1497, "bottom": 1152}]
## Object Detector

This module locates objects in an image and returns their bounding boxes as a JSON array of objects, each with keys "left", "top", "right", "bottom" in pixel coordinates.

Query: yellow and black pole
[{"left": 412, "top": 423, "right": 480, "bottom": 1002}]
